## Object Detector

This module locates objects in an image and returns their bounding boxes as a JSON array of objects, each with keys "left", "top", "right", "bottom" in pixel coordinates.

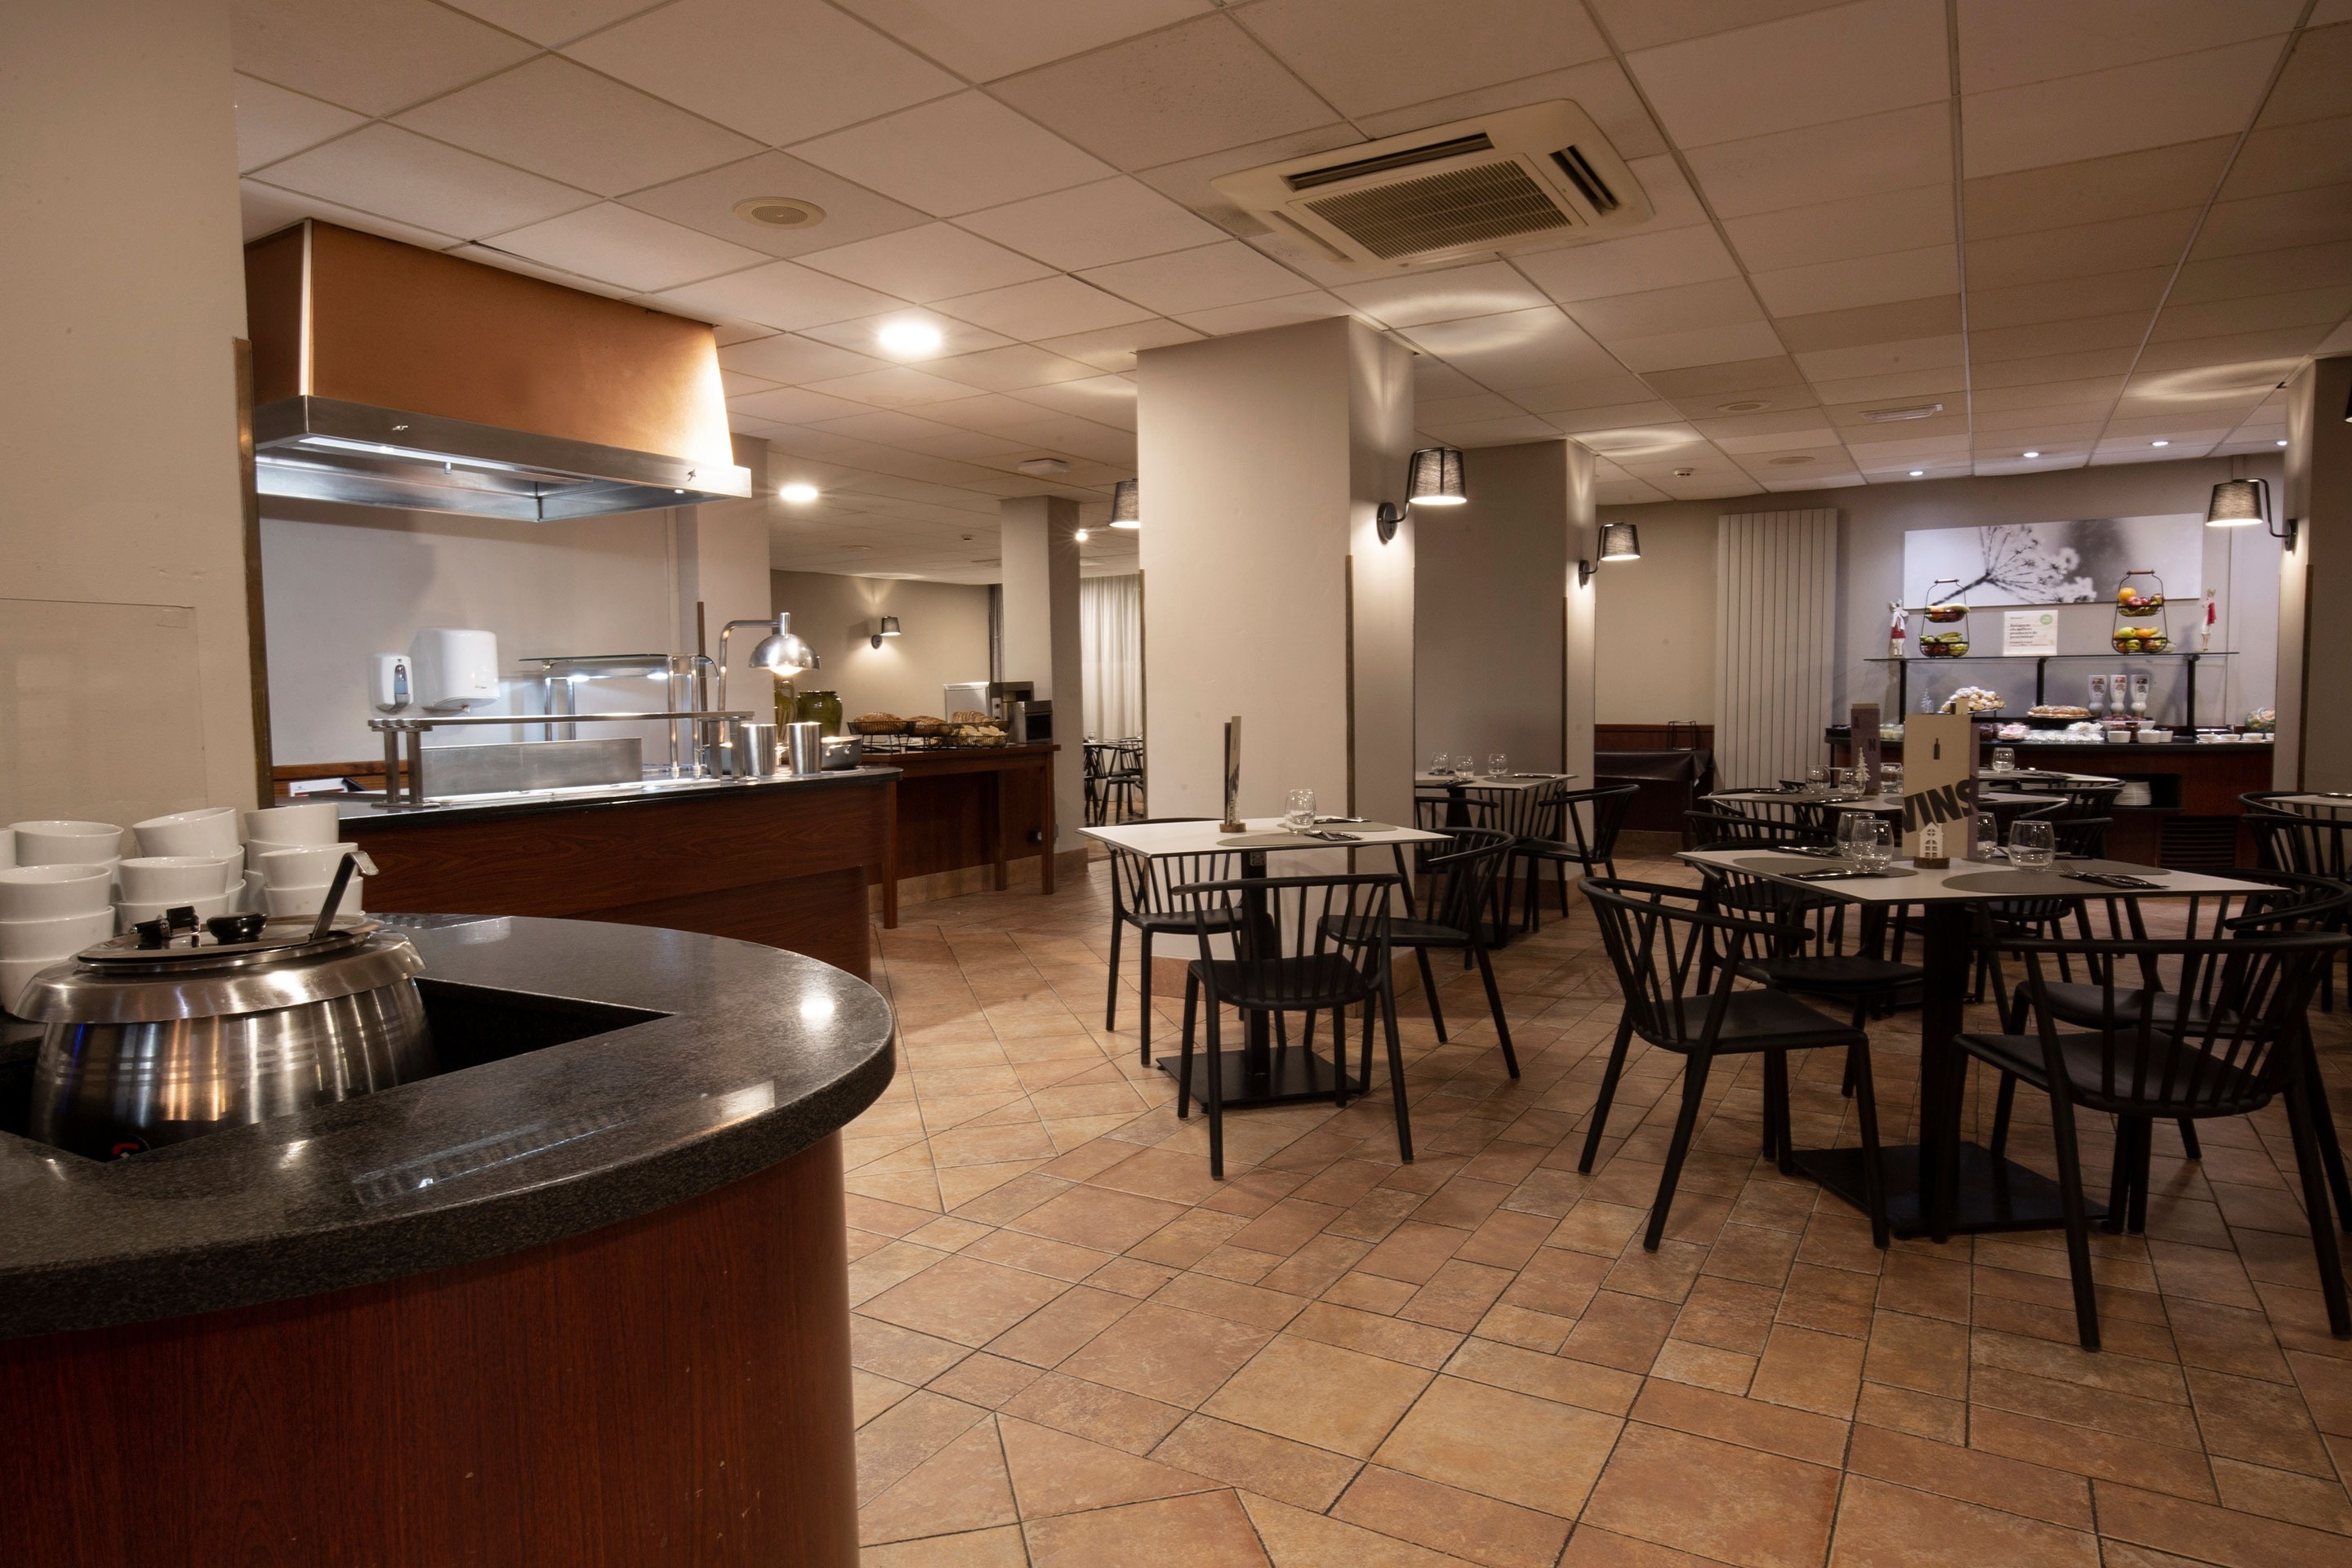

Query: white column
[
  {"left": 1137, "top": 317, "right": 1414, "bottom": 829},
  {"left": 677, "top": 435, "right": 777, "bottom": 687},
  {"left": 1563, "top": 439, "right": 1598, "bottom": 782},
  {"left": 0, "top": 0, "right": 254, "bottom": 824},
  {"left": 2280, "top": 354, "right": 2352, "bottom": 789},
  {"left": 1000, "top": 494, "right": 1085, "bottom": 861}
]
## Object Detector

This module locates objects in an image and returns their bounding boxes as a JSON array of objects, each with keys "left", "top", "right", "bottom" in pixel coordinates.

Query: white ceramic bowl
[
  {"left": 117, "top": 892, "right": 236, "bottom": 927},
  {"left": 0, "top": 864, "right": 114, "bottom": 920},
  {"left": 243, "top": 802, "right": 342, "bottom": 847},
  {"left": 9, "top": 820, "right": 125, "bottom": 866},
  {"left": 133, "top": 805, "right": 241, "bottom": 859},
  {"left": 0, "top": 907, "right": 118, "bottom": 960},
  {"left": 118, "top": 854, "right": 243, "bottom": 903},
  {"left": 264, "top": 883, "right": 365, "bottom": 920},
  {"left": 2, "top": 954, "right": 78, "bottom": 1018},
  {"left": 256, "top": 843, "right": 360, "bottom": 889},
  {"left": 2137, "top": 728, "right": 2174, "bottom": 743}
]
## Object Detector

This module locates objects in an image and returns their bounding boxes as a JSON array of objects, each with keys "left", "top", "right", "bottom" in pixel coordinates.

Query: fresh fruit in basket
[
  {"left": 1923, "top": 604, "right": 1967, "bottom": 623},
  {"left": 2111, "top": 626, "right": 2170, "bottom": 653},
  {"left": 1919, "top": 630, "right": 1968, "bottom": 657},
  {"left": 2116, "top": 586, "right": 2164, "bottom": 617}
]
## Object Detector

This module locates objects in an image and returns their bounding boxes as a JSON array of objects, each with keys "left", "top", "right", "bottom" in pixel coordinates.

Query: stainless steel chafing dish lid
[{"left": 16, "top": 918, "right": 425, "bottom": 1025}]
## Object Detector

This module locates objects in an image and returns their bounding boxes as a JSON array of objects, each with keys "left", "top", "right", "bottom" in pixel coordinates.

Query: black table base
[
  {"left": 1794, "top": 1140, "right": 2103, "bottom": 1238},
  {"left": 1153, "top": 1049, "right": 1365, "bottom": 1110}
]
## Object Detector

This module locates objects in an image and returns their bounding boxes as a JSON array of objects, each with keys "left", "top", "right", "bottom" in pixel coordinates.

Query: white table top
[
  {"left": 1082, "top": 817, "right": 1449, "bottom": 857},
  {"left": 1414, "top": 772, "right": 1577, "bottom": 790},
  {"left": 1710, "top": 789, "right": 2046, "bottom": 811},
  {"left": 1679, "top": 847, "right": 2265, "bottom": 905},
  {"left": 2271, "top": 794, "right": 2352, "bottom": 814}
]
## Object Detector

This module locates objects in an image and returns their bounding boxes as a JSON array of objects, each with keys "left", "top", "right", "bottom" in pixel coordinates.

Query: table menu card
[{"left": 1900, "top": 711, "right": 1979, "bottom": 862}]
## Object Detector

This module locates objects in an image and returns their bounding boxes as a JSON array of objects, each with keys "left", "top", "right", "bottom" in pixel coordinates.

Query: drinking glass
[
  {"left": 1459, "top": 749, "right": 1477, "bottom": 777},
  {"left": 2009, "top": 819, "right": 2055, "bottom": 870},
  {"left": 1489, "top": 753, "right": 1508, "bottom": 777},
  {"left": 1805, "top": 766, "right": 1828, "bottom": 791},
  {"left": 1832, "top": 767, "right": 1857, "bottom": 793},
  {"left": 1975, "top": 813, "right": 2000, "bottom": 862},
  {"left": 1848, "top": 817, "right": 1895, "bottom": 872},
  {"left": 1284, "top": 788, "right": 1316, "bottom": 831},
  {"left": 1431, "top": 752, "right": 1450, "bottom": 777},
  {"left": 1991, "top": 746, "right": 2017, "bottom": 773}
]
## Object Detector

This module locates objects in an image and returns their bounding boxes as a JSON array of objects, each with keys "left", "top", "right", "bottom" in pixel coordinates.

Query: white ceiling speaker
[
  {"left": 733, "top": 197, "right": 826, "bottom": 229},
  {"left": 1213, "top": 101, "right": 1651, "bottom": 273}
]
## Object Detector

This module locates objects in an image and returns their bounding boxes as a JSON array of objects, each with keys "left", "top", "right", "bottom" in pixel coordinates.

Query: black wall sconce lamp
[
  {"left": 2205, "top": 477, "right": 2296, "bottom": 550},
  {"left": 1110, "top": 479, "right": 1142, "bottom": 529},
  {"left": 1578, "top": 521, "right": 1642, "bottom": 586},
  {"left": 869, "top": 615, "right": 902, "bottom": 649},
  {"left": 1374, "top": 446, "right": 1466, "bottom": 543}
]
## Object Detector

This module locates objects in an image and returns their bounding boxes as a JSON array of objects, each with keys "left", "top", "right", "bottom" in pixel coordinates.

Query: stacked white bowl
[
  {"left": 245, "top": 803, "right": 363, "bottom": 919},
  {"left": 8, "top": 820, "right": 124, "bottom": 891},
  {"left": 131, "top": 807, "right": 248, "bottom": 921},
  {"left": 0, "top": 864, "right": 114, "bottom": 1015}
]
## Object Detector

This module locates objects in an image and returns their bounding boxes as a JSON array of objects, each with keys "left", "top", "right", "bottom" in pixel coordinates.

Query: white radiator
[{"left": 1714, "top": 510, "right": 1838, "bottom": 788}]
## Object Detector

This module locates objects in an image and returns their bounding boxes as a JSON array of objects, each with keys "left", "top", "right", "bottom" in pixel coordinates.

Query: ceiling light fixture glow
[
  {"left": 1908, "top": 470, "right": 1925, "bottom": 477},
  {"left": 877, "top": 319, "right": 944, "bottom": 357},
  {"left": 778, "top": 482, "right": 819, "bottom": 504},
  {"left": 1860, "top": 403, "right": 1945, "bottom": 423},
  {"left": 2150, "top": 439, "right": 2170, "bottom": 448},
  {"left": 2022, "top": 450, "right": 2040, "bottom": 458}
]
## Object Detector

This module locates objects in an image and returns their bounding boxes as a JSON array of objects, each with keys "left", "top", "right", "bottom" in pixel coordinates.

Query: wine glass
[
  {"left": 2009, "top": 819, "right": 2055, "bottom": 870},
  {"left": 1848, "top": 817, "right": 1895, "bottom": 872},
  {"left": 1285, "top": 788, "right": 1316, "bottom": 831},
  {"left": 1805, "top": 766, "right": 1828, "bottom": 791},
  {"left": 1430, "top": 752, "right": 1450, "bottom": 777}
]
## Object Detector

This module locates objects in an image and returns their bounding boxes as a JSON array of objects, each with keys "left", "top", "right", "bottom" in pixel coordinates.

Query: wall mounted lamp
[
  {"left": 1374, "top": 446, "right": 1467, "bottom": 543},
  {"left": 1110, "top": 479, "right": 1142, "bottom": 529},
  {"left": 868, "top": 614, "right": 902, "bottom": 649},
  {"left": 1577, "top": 521, "right": 1642, "bottom": 586},
  {"left": 2205, "top": 477, "right": 2296, "bottom": 550}
]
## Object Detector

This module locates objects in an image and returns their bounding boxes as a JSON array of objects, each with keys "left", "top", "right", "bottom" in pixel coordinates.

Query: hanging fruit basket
[
  {"left": 2111, "top": 569, "right": 2171, "bottom": 654},
  {"left": 1918, "top": 577, "right": 1970, "bottom": 657}
]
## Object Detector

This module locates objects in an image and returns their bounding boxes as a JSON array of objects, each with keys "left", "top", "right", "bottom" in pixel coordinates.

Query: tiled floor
[{"left": 844, "top": 852, "right": 2352, "bottom": 1567}]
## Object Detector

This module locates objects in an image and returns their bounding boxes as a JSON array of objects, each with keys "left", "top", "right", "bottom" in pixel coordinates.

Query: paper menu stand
[
  {"left": 1219, "top": 715, "right": 1245, "bottom": 834},
  {"left": 1900, "top": 711, "right": 1979, "bottom": 863},
  {"left": 1851, "top": 703, "right": 1882, "bottom": 787}
]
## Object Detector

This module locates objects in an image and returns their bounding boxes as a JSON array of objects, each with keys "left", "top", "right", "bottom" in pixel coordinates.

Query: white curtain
[{"left": 1080, "top": 573, "right": 1143, "bottom": 740}]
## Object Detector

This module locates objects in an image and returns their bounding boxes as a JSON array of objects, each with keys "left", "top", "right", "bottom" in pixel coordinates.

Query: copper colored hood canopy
[{"left": 244, "top": 220, "right": 751, "bottom": 520}]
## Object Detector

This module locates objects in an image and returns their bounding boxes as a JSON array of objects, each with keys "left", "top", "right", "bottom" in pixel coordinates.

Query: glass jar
[
  {"left": 793, "top": 688, "right": 844, "bottom": 737},
  {"left": 1918, "top": 578, "right": 1969, "bottom": 657},
  {"left": 2111, "top": 570, "right": 2171, "bottom": 655}
]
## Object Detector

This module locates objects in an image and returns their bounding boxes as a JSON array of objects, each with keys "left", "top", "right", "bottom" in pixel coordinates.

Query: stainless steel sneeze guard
[{"left": 372, "top": 709, "right": 755, "bottom": 808}]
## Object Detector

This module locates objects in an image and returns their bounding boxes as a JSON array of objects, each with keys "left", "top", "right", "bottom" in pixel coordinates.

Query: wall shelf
[{"left": 1871, "top": 652, "right": 2237, "bottom": 725}]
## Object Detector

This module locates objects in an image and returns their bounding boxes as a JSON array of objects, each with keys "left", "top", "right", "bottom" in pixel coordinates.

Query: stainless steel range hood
[{"left": 245, "top": 220, "right": 751, "bottom": 520}]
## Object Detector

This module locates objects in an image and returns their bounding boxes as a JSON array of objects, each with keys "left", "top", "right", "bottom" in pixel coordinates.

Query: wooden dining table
[{"left": 1680, "top": 848, "right": 2270, "bottom": 1241}]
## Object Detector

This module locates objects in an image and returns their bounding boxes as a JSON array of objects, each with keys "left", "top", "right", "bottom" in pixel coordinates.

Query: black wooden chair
[
  {"left": 2247, "top": 812, "right": 2352, "bottom": 1009},
  {"left": 1323, "top": 826, "right": 1517, "bottom": 1076},
  {"left": 1453, "top": 781, "right": 1559, "bottom": 944},
  {"left": 1958, "top": 927, "right": 2351, "bottom": 1348},
  {"left": 1172, "top": 871, "right": 1408, "bottom": 1178},
  {"left": 1512, "top": 783, "right": 1639, "bottom": 933},
  {"left": 1686, "top": 807, "right": 1834, "bottom": 851},
  {"left": 1104, "top": 823, "right": 1243, "bottom": 1068},
  {"left": 1716, "top": 791, "right": 1838, "bottom": 840},
  {"left": 1577, "top": 877, "right": 1890, "bottom": 1250}
]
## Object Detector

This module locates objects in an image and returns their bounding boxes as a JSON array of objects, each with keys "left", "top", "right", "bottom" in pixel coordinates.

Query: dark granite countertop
[
  {"left": 337, "top": 763, "right": 900, "bottom": 832},
  {"left": 0, "top": 915, "right": 895, "bottom": 1340}
]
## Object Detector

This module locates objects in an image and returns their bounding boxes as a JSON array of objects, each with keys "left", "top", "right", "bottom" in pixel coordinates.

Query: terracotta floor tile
[
  {"left": 1555, "top": 1526, "right": 1729, "bottom": 1566},
  {"left": 1454, "top": 1209, "right": 1558, "bottom": 1270},
  {"left": 1357, "top": 1220, "right": 1474, "bottom": 1285},
  {"left": 1826, "top": 1474, "right": 2098, "bottom": 1567},
  {"left": 2095, "top": 1480, "right": 2352, "bottom": 1568},
  {"left": 961, "top": 1226, "right": 1116, "bottom": 1282},
  {"left": 1561, "top": 1290, "right": 1677, "bottom": 1374},
  {"left": 1398, "top": 1258, "right": 1517, "bottom": 1330},
  {"left": 1238, "top": 1490, "right": 1477, "bottom": 1566},
  {"left": 1024, "top": 1489, "right": 1272, "bottom": 1567},
  {"left": 1581, "top": 1424, "right": 1840, "bottom": 1568},
  {"left": 1749, "top": 1322, "right": 1865, "bottom": 1418},
  {"left": 1499, "top": 1245, "right": 1610, "bottom": 1318},
  {"left": 1203, "top": 1334, "right": 1435, "bottom": 1458},
  {"left": 1154, "top": 1414, "right": 1364, "bottom": 1511},
  {"left": 997, "top": 1371, "right": 1187, "bottom": 1454},
  {"left": 1846, "top": 1422, "right": 2091, "bottom": 1528},
  {"left": 1290, "top": 1298, "right": 1464, "bottom": 1370},
  {"left": 1966, "top": 1407, "right": 2219, "bottom": 1501},
  {"left": 859, "top": 1392, "right": 992, "bottom": 1506},
  {"left": 928, "top": 1352, "right": 1044, "bottom": 1410},
  {"left": 1372, "top": 1374, "right": 1622, "bottom": 1516},
  {"left": 2210, "top": 1456, "right": 2352, "bottom": 1533},
  {"left": 1967, "top": 1365, "right": 2203, "bottom": 1448},
  {"left": 2186, "top": 1366, "right": 2339, "bottom": 1477},
  {"left": 2287, "top": 1348, "right": 2352, "bottom": 1435},
  {"left": 1327, "top": 1270, "right": 1422, "bottom": 1313},
  {"left": 857, "top": 1315, "right": 978, "bottom": 1384},
  {"left": 857, "top": 1369, "right": 919, "bottom": 1427},
  {"left": 860, "top": 1523, "right": 1030, "bottom": 1567},
  {"left": 982, "top": 1283, "right": 1137, "bottom": 1369},
  {"left": 1152, "top": 1270, "right": 1309, "bottom": 1331},
  {"left": 1128, "top": 1207, "right": 1253, "bottom": 1267},
  {"left": 861, "top": 1419, "right": 1020, "bottom": 1545},
  {"left": 1333, "top": 1467, "right": 1571, "bottom": 1568},
  {"left": 1258, "top": 1232, "right": 1373, "bottom": 1296},
  {"left": 997, "top": 1414, "right": 1215, "bottom": 1518},
  {"left": 1860, "top": 1309, "right": 1968, "bottom": 1399},
  {"left": 1012, "top": 1183, "right": 1192, "bottom": 1251},
  {"left": 1058, "top": 1301, "right": 1274, "bottom": 1408},
  {"left": 1853, "top": 1381, "right": 1966, "bottom": 1444},
  {"left": 1226, "top": 1197, "right": 1348, "bottom": 1257},
  {"left": 1627, "top": 1379, "right": 1847, "bottom": 1467}
]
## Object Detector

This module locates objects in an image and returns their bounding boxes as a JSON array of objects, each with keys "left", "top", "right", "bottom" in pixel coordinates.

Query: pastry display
[
  {"left": 907, "top": 715, "right": 950, "bottom": 735},
  {"left": 949, "top": 709, "right": 993, "bottom": 725},
  {"left": 851, "top": 711, "right": 905, "bottom": 733},
  {"left": 2028, "top": 704, "right": 2091, "bottom": 719},
  {"left": 949, "top": 724, "right": 1005, "bottom": 747},
  {"left": 1940, "top": 686, "right": 2001, "bottom": 714}
]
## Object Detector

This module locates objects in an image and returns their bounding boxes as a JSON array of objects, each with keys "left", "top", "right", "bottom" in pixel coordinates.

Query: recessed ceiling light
[
  {"left": 1016, "top": 457, "right": 1070, "bottom": 477},
  {"left": 1716, "top": 399, "right": 1769, "bottom": 413},
  {"left": 877, "top": 319, "right": 944, "bottom": 357},
  {"left": 1862, "top": 403, "right": 1945, "bottom": 423},
  {"left": 1908, "top": 470, "right": 1925, "bottom": 477},
  {"left": 733, "top": 196, "right": 825, "bottom": 230},
  {"left": 778, "top": 482, "right": 818, "bottom": 503},
  {"left": 2023, "top": 450, "right": 2040, "bottom": 458},
  {"left": 2151, "top": 439, "right": 2170, "bottom": 448},
  {"left": 1673, "top": 467, "right": 1696, "bottom": 478}
]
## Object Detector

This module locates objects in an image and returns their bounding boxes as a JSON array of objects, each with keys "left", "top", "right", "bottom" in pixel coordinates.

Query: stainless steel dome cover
[{"left": 16, "top": 917, "right": 425, "bottom": 1025}]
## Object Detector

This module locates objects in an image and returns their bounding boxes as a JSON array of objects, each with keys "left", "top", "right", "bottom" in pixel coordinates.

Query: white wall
[
  {"left": 1, "top": 0, "right": 256, "bottom": 826},
  {"left": 2283, "top": 357, "right": 2352, "bottom": 789},
  {"left": 768, "top": 570, "right": 993, "bottom": 719},
  {"left": 1592, "top": 506, "right": 1718, "bottom": 725}
]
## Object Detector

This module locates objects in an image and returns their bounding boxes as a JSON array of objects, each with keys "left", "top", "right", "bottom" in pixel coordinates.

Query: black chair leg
[
  {"left": 1105, "top": 914, "right": 1124, "bottom": 1031},
  {"left": 1414, "top": 947, "right": 1447, "bottom": 1041},
  {"left": 1474, "top": 945, "right": 1517, "bottom": 1077},
  {"left": 2127, "top": 1116, "right": 2152, "bottom": 1236},
  {"left": 1760, "top": 1052, "right": 1784, "bottom": 1162},
  {"left": 1137, "top": 929, "right": 1154, "bottom": 1069},
  {"left": 1989, "top": 1072, "right": 2018, "bottom": 1160},
  {"left": 1579, "top": 1013, "right": 1636, "bottom": 1174},
  {"left": 1766, "top": 1051, "right": 1796, "bottom": 1175},
  {"left": 1645, "top": 1050, "right": 1713, "bottom": 1251},
  {"left": 2102, "top": 1116, "right": 2137, "bottom": 1236},
  {"left": 1557, "top": 860, "right": 1572, "bottom": 917},
  {"left": 2283, "top": 1080, "right": 2352, "bottom": 1339},
  {"left": 2300, "top": 1040, "right": 2352, "bottom": 1232},
  {"left": 1848, "top": 1040, "right": 1891, "bottom": 1250},
  {"left": 1381, "top": 978, "right": 1414, "bottom": 1163},
  {"left": 2044, "top": 1084, "right": 2101, "bottom": 1351},
  {"left": 1204, "top": 998, "right": 1226, "bottom": 1180},
  {"left": 2176, "top": 1119, "right": 2203, "bottom": 1161},
  {"left": 1332, "top": 1000, "right": 1350, "bottom": 1111},
  {"left": 1176, "top": 973, "right": 1198, "bottom": 1121}
]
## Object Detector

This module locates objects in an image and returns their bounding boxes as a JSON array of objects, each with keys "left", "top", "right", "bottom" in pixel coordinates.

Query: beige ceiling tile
[
  {"left": 1772, "top": 296, "right": 1962, "bottom": 354},
  {"left": 1694, "top": 407, "right": 1844, "bottom": 439},
  {"left": 1128, "top": 124, "right": 1362, "bottom": 243},
  {"left": 238, "top": 180, "right": 461, "bottom": 248},
  {"left": 1513, "top": 226, "right": 1744, "bottom": 304},
  {"left": 1823, "top": 408, "right": 1969, "bottom": 443},
  {"left": 1713, "top": 425, "right": 1846, "bottom": 455},
  {"left": 1961, "top": 39, "right": 2287, "bottom": 178},
  {"left": 448, "top": 241, "right": 646, "bottom": 298},
  {"left": 1962, "top": 137, "right": 2235, "bottom": 241},
  {"left": 992, "top": 15, "right": 1339, "bottom": 170},
  {"left": 1352, "top": 57, "right": 1669, "bottom": 160},
  {"left": 1423, "top": 415, "right": 1569, "bottom": 447},
  {"left": 1793, "top": 333, "right": 1962, "bottom": 381},
  {"left": 988, "top": 414, "right": 1137, "bottom": 465},
  {"left": 1175, "top": 291, "right": 1356, "bottom": 335},
  {"left": 619, "top": 152, "right": 933, "bottom": 262},
  {"left": 1514, "top": 375, "right": 1669, "bottom": 413},
  {"left": 1955, "top": 0, "right": 2301, "bottom": 94},
  {"left": 1005, "top": 376, "right": 1139, "bottom": 430},
  {"left": 1749, "top": 245, "right": 1959, "bottom": 315},
  {"left": 2149, "top": 286, "right": 2352, "bottom": 342},
  {"left": 1415, "top": 392, "right": 1530, "bottom": 425},
  {"left": 1545, "top": 400, "right": 1687, "bottom": 433},
  {"left": 486, "top": 203, "right": 770, "bottom": 292},
  {"left": 1624, "top": 0, "right": 1949, "bottom": 149},
  {"left": 1964, "top": 209, "right": 2202, "bottom": 292},
  {"left": 2097, "top": 412, "right": 2237, "bottom": 439},
  {"left": 252, "top": 125, "right": 593, "bottom": 239},
  {"left": 1683, "top": 102, "right": 1952, "bottom": 219},
  {"left": 1969, "top": 349, "right": 2139, "bottom": 388},
  {"left": 233, "top": 74, "right": 365, "bottom": 173},
  {"left": 1413, "top": 361, "right": 1488, "bottom": 399},
  {"left": 1610, "top": 319, "right": 1788, "bottom": 372},
  {"left": 1968, "top": 403, "right": 2111, "bottom": 434},
  {"left": 1970, "top": 378, "right": 2128, "bottom": 412},
  {"left": 916, "top": 391, "right": 1083, "bottom": 431},
  {"left": 1079, "top": 241, "right": 1306, "bottom": 316},
  {"left": 441, "top": 2, "right": 658, "bottom": 46},
  {"left": 1973, "top": 425, "right": 2099, "bottom": 448},
  {"left": 1586, "top": 0, "right": 1853, "bottom": 53},
  {"left": 2194, "top": 183, "right": 2352, "bottom": 261},
  {"left": 2132, "top": 327, "right": 2332, "bottom": 372},
  {"left": 1963, "top": 269, "right": 2172, "bottom": 331},
  {"left": 2314, "top": 317, "right": 2352, "bottom": 354},
  {"left": 1243, "top": 0, "right": 1607, "bottom": 117},
  {"left": 1566, "top": 278, "right": 1763, "bottom": 342},
  {"left": 565, "top": 0, "right": 959, "bottom": 145},
  {"left": 1722, "top": 184, "right": 1954, "bottom": 272},
  {"left": 720, "top": 368, "right": 779, "bottom": 399},
  {"left": 655, "top": 258, "right": 906, "bottom": 332},
  {"left": 728, "top": 385, "right": 878, "bottom": 425},
  {"left": 791, "top": 94, "right": 1115, "bottom": 219},
  {"left": 936, "top": 277, "right": 1162, "bottom": 339},
  {"left": 1331, "top": 262, "right": 1551, "bottom": 328},
  {"left": 2126, "top": 360, "right": 2305, "bottom": 413},
  {"left": 2225, "top": 115, "right": 2352, "bottom": 202},
  {"left": 1967, "top": 313, "right": 2149, "bottom": 362},
  {"left": 2255, "top": 17, "right": 2352, "bottom": 128},
  {"left": 1036, "top": 318, "right": 1205, "bottom": 371},
  {"left": 1642, "top": 357, "right": 1809, "bottom": 398},
  {"left": 796, "top": 225, "right": 1055, "bottom": 303},
  {"left": 231, "top": 0, "right": 534, "bottom": 115},
  {"left": 1803, "top": 368, "right": 1961, "bottom": 406},
  {"left": 829, "top": 0, "right": 1214, "bottom": 82},
  {"left": 956, "top": 177, "right": 1227, "bottom": 271},
  {"left": 2171, "top": 239, "right": 2352, "bottom": 304},
  {"left": 922, "top": 345, "right": 1102, "bottom": 393},
  {"left": 720, "top": 333, "right": 889, "bottom": 385}
]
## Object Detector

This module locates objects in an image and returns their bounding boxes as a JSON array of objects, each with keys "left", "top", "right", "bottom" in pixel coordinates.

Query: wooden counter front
[
  {"left": 346, "top": 773, "right": 892, "bottom": 979},
  {"left": 875, "top": 742, "right": 1058, "bottom": 928}
]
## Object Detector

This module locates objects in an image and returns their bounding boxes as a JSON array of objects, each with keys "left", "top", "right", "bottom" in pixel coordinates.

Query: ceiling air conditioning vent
[{"left": 1215, "top": 102, "right": 1650, "bottom": 273}]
